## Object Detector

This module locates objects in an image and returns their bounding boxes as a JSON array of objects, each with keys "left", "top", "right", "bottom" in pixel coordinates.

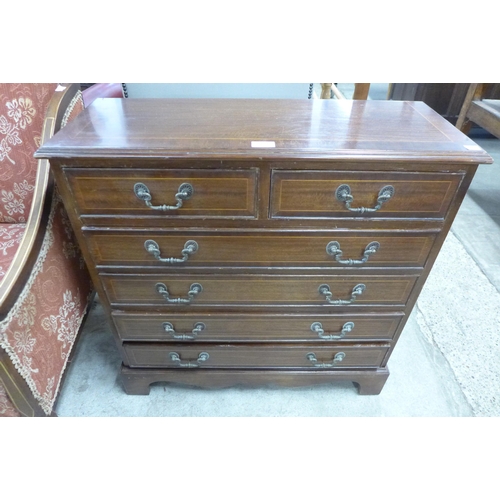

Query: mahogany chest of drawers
[{"left": 36, "top": 98, "right": 492, "bottom": 396}]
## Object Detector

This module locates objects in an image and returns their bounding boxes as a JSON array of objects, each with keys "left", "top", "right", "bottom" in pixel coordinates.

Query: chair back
[{"left": 0, "top": 84, "right": 58, "bottom": 223}]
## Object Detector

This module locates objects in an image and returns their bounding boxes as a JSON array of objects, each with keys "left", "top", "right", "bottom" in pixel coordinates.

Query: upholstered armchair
[{"left": 0, "top": 83, "right": 93, "bottom": 416}]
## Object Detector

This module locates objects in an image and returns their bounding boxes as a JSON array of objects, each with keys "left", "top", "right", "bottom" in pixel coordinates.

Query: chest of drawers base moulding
[
  {"left": 120, "top": 366, "right": 391, "bottom": 396},
  {"left": 34, "top": 98, "right": 493, "bottom": 397}
]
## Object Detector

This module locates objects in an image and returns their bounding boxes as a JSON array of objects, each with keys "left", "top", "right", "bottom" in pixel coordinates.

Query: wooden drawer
[
  {"left": 270, "top": 170, "right": 464, "bottom": 219},
  {"left": 86, "top": 230, "right": 436, "bottom": 269},
  {"left": 123, "top": 343, "right": 390, "bottom": 369},
  {"left": 65, "top": 167, "right": 258, "bottom": 218},
  {"left": 112, "top": 311, "right": 404, "bottom": 342},
  {"left": 101, "top": 273, "right": 418, "bottom": 308}
]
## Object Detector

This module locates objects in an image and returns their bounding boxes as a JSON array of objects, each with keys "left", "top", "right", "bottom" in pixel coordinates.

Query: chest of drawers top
[{"left": 36, "top": 98, "right": 491, "bottom": 164}]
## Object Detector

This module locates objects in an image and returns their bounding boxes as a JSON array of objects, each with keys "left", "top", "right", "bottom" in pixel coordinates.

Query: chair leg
[
  {"left": 353, "top": 83, "right": 370, "bottom": 100},
  {"left": 320, "top": 83, "right": 332, "bottom": 99},
  {"left": 320, "top": 83, "right": 346, "bottom": 100}
]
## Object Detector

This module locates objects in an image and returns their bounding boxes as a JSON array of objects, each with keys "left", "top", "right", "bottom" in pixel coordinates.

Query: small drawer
[
  {"left": 101, "top": 273, "right": 418, "bottom": 308},
  {"left": 270, "top": 170, "right": 463, "bottom": 219},
  {"left": 112, "top": 311, "right": 404, "bottom": 342},
  {"left": 86, "top": 230, "right": 436, "bottom": 269},
  {"left": 65, "top": 167, "right": 258, "bottom": 218},
  {"left": 123, "top": 343, "right": 390, "bottom": 369}
]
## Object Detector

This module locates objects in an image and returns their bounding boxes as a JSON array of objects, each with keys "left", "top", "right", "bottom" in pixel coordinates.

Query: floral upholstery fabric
[
  {"left": 0, "top": 224, "right": 25, "bottom": 284},
  {"left": 0, "top": 192, "right": 92, "bottom": 414},
  {"left": 0, "top": 84, "right": 57, "bottom": 223},
  {"left": 0, "top": 84, "right": 92, "bottom": 416}
]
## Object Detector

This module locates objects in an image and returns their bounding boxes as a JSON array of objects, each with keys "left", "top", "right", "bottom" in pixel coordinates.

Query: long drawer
[
  {"left": 112, "top": 311, "right": 404, "bottom": 342},
  {"left": 271, "top": 170, "right": 464, "bottom": 219},
  {"left": 86, "top": 230, "right": 436, "bottom": 268},
  {"left": 65, "top": 167, "right": 258, "bottom": 218},
  {"left": 123, "top": 343, "right": 390, "bottom": 369},
  {"left": 101, "top": 273, "right": 418, "bottom": 307}
]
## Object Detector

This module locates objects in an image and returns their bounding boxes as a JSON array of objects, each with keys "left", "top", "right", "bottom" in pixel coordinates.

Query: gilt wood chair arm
[{"left": 0, "top": 84, "right": 81, "bottom": 320}]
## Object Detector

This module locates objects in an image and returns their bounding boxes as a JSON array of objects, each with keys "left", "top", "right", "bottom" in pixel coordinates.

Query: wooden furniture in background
[
  {"left": 36, "top": 98, "right": 492, "bottom": 397},
  {"left": 389, "top": 83, "right": 500, "bottom": 126},
  {"left": 456, "top": 83, "right": 500, "bottom": 138},
  {"left": 320, "top": 83, "right": 370, "bottom": 99}
]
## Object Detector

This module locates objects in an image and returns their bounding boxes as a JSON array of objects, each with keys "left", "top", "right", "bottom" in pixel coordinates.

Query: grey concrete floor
[
  {"left": 54, "top": 98, "right": 500, "bottom": 417},
  {"left": 451, "top": 136, "right": 500, "bottom": 289}
]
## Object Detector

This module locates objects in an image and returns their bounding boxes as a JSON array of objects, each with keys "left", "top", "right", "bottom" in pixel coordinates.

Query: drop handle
[
  {"left": 311, "top": 321, "right": 354, "bottom": 340},
  {"left": 145, "top": 239, "right": 198, "bottom": 264},
  {"left": 169, "top": 352, "right": 209, "bottom": 368},
  {"left": 318, "top": 283, "right": 366, "bottom": 305},
  {"left": 162, "top": 321, "right": 206, "bottom": 340},
  {"left": 155, "top": 282, "right": 203, "bottom": 304},
  {"left": 326, "top": 241, "right": 380, "bottom": 265},
  {"left": 307, "top": 352, "right": 345, "bottom": 368},
  {"left": 335, "top": 184, "right": 394, "bottom": 213},
  {"left": 134, "top": 182, "right": 193, "bottom": 211}
]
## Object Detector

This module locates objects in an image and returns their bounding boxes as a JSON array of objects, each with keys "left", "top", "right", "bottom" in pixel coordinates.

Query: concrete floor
[{"left": 54, "top": 92, "right": 500, "bottom": 417}]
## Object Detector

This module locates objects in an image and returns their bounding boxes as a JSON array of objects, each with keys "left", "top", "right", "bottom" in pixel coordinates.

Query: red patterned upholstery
[
  {"left": 0, "top": 381, "right": 20, "bottom": 417},
  {"left": 0, "top": 84, "right": 55, "bottom": 223},
  {"left": 0, "top": 84, "right": 93, "bottom": 416},
  {"left": 0, "top": 224, "right": 25, "bottom": 283}
]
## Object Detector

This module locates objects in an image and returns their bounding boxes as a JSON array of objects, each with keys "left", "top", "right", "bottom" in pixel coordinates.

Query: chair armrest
[{"left": 0, "top": 83, "right": 81, "bottom": 320}]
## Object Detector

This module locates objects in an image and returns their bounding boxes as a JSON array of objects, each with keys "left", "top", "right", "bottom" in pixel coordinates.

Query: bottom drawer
[{"left": 123, "top": 343, "right": 390, "bottom": 369}]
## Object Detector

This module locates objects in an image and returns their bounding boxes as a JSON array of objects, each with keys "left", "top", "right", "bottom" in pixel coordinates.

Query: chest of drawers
[{"left": 36, "top": 98, "right": 493, "bottom": 396}]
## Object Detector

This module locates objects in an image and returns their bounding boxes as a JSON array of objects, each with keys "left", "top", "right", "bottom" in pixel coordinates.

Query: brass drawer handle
[
  {"left": 134, "top": 182, "right": 193, "bottom": 211},
  {"left": 163, "top": 321, "right": 206, "bottom": 340},
  {"left": 145, "top": 239, "right": 198, "bottom": 264},
  {"left": 169, "top": 351, "right": 209, "bottom": 368},
  {"left": 318, "top": 283, "right": 366, "bottom": 305},
  {"left": 155, "top": 282, "right": 203, "bottom": 304},
  {"left": 326, "top": 241, "right": 380, "bottom": 265},
  {"left": 311, "top": 321, "right": 354, "bottom": 340},
  {"left": 335, "top": 184, "right": 394, "bottom": 213},
  {"left": 307, "top": 351, "right": 345, "bottom": 368}
]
